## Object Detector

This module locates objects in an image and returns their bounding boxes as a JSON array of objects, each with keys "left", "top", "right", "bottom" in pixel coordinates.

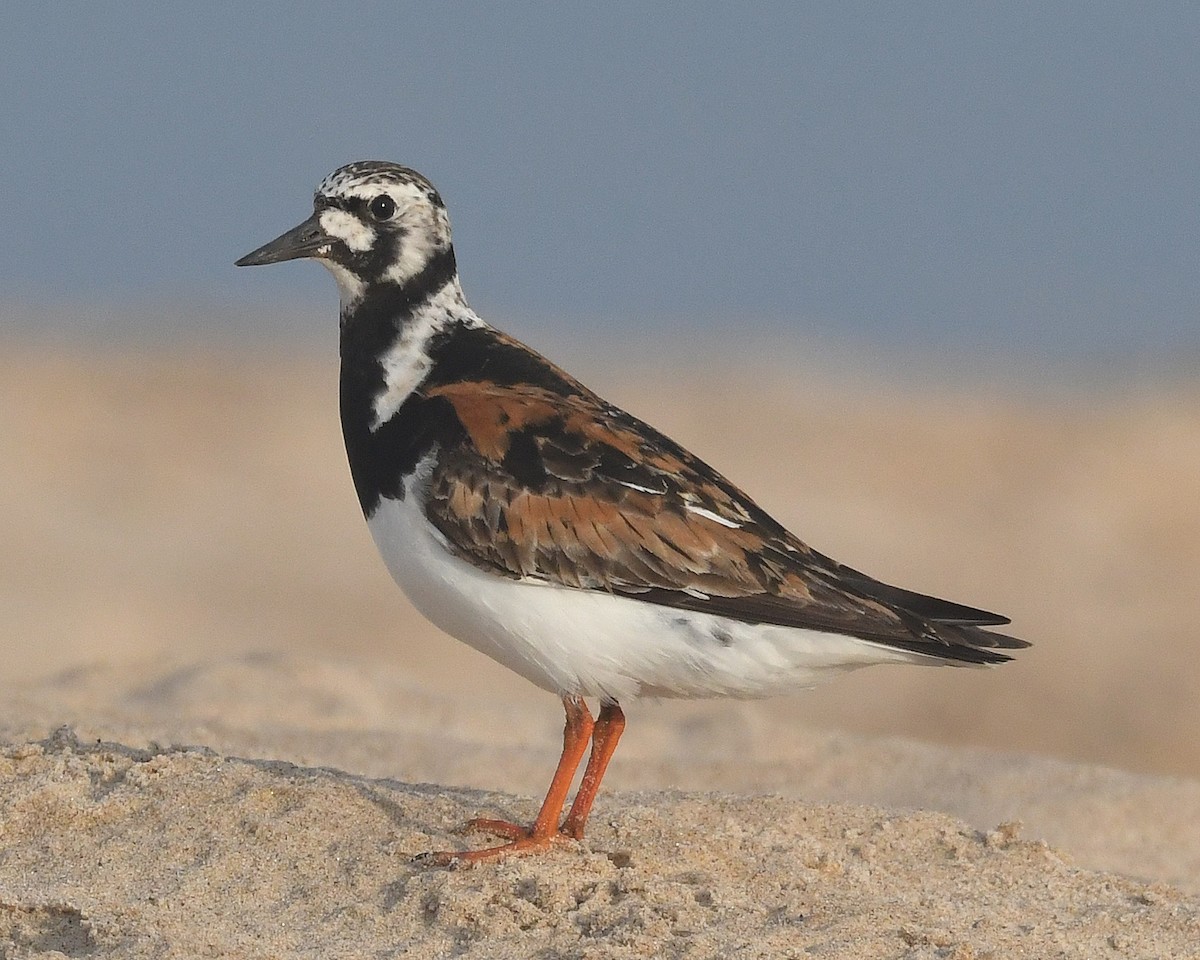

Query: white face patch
[
  {"left": 319, "top": 208, "right": 376, "bottom": 252},
  {"left": 315, "top": 175, "right": 454, "bottom": 287},
  {"left": 306, "top": 162, "right": 475, "bottom": 335},
  {"left": 384, "top": 227, "right": 440, "bottom": 287}
]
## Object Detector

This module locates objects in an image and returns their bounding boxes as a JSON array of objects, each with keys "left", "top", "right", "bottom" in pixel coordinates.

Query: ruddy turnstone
[{"left": 236, "top": 161, "right": 1028, "bottom": 865}]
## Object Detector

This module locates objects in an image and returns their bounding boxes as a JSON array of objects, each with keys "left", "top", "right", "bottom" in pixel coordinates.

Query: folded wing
[{"left": 422, "top": 380, "right": 1029, "bottom": 664}]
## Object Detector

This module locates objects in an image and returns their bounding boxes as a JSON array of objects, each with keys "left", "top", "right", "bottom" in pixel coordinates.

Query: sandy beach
[{"left": 2, "top": 339, "right": 1199, "bottom": 957}]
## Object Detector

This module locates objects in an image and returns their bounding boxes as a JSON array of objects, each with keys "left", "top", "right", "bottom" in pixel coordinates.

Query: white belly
[{"left": 365, "top": 473, "right": 926, "bottom": 702}]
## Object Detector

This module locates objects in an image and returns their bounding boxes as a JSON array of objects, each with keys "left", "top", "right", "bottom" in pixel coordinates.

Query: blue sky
[{"left": 3, "top": 3, "right": 1197, "bottom": 368}]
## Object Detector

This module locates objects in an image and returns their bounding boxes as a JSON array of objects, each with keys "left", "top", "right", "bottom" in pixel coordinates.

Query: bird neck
[{"left": 337, "top": 245, "right": 487, "bottom": 515}]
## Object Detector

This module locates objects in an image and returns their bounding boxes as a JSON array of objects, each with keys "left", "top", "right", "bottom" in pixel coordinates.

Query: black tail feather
[{"left": 840, "top": 567, "right": 1011, "bottom": 627}]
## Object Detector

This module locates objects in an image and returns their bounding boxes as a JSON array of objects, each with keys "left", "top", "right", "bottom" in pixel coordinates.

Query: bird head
[{"left": 236, "top": 161, "right": 454, "bottom": 308}]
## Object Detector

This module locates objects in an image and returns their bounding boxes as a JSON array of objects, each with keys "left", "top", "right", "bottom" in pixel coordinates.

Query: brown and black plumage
[
  {"left": 423, "top": 364, "right": 1025, "bottom": 665},
  {"left": 237, "top": 160, "right": 1027, "bottom": 865}
]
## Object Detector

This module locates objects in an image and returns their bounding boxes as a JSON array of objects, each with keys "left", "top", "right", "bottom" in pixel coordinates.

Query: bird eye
[{"left": 368, "top": 195, "right": 396, "bottom": 221}]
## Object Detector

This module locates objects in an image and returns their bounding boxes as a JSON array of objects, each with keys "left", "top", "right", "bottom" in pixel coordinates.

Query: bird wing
[{"left": 421, "top": 379, "right": 1027, "bottom": 663}]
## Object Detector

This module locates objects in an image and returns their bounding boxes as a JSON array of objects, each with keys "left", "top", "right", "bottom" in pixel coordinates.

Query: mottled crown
[{"left": 316, "top": 161, "right": 444, "bottom": 208}]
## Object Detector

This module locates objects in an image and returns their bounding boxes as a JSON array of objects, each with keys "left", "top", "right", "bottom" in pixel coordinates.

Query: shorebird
[{"left": 236, "top": 161, "right": 1027, "bottom": 864}]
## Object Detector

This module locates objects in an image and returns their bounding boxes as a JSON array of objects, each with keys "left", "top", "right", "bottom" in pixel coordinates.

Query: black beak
[{"left": 235, "top": 213, "right": 332, "bottom": 267}]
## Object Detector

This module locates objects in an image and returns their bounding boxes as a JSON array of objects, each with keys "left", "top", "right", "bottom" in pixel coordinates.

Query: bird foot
[
  {"left": 418, "top": 820, "right": 578, "bottom": 867},
  {"left": 468, "top": 816, "right": 586, "bottom": 841}
]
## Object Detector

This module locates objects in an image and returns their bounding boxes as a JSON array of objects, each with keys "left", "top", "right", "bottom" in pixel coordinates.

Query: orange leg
[
  {"left": 424, "top": 696, "right": 594, "bottom": 865},
  {"left": 561, "top": 701, "right": 625, "bottom": 840}
]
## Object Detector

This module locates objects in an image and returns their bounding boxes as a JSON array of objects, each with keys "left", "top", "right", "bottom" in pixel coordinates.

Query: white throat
[{"left": 323, "top": 260, "right": 367, "bottom": 309}]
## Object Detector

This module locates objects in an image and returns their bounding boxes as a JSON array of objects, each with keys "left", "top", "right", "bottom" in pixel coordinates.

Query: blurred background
[{"left": 2, "top": 5, "right": 1198, "bottom": 777}]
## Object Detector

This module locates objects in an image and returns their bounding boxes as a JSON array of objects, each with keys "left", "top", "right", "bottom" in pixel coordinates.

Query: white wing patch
[
  {"left": 615, "top": 479, "right": 665, "bottom": 495},
  {"left": 684, "top": 503, "right": 743, "bottom": 529}
]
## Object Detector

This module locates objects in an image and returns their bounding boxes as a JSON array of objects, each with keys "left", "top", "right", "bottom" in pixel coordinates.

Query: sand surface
[
  {"left": 3, "top": 340, "right": 1200, "bottom": 956},
  {"left": 2, "top": 660, "right": 1200, "bottom": 958},
  {"left": 4, "top": 728, "right": 1198, "bottom": 960}
]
